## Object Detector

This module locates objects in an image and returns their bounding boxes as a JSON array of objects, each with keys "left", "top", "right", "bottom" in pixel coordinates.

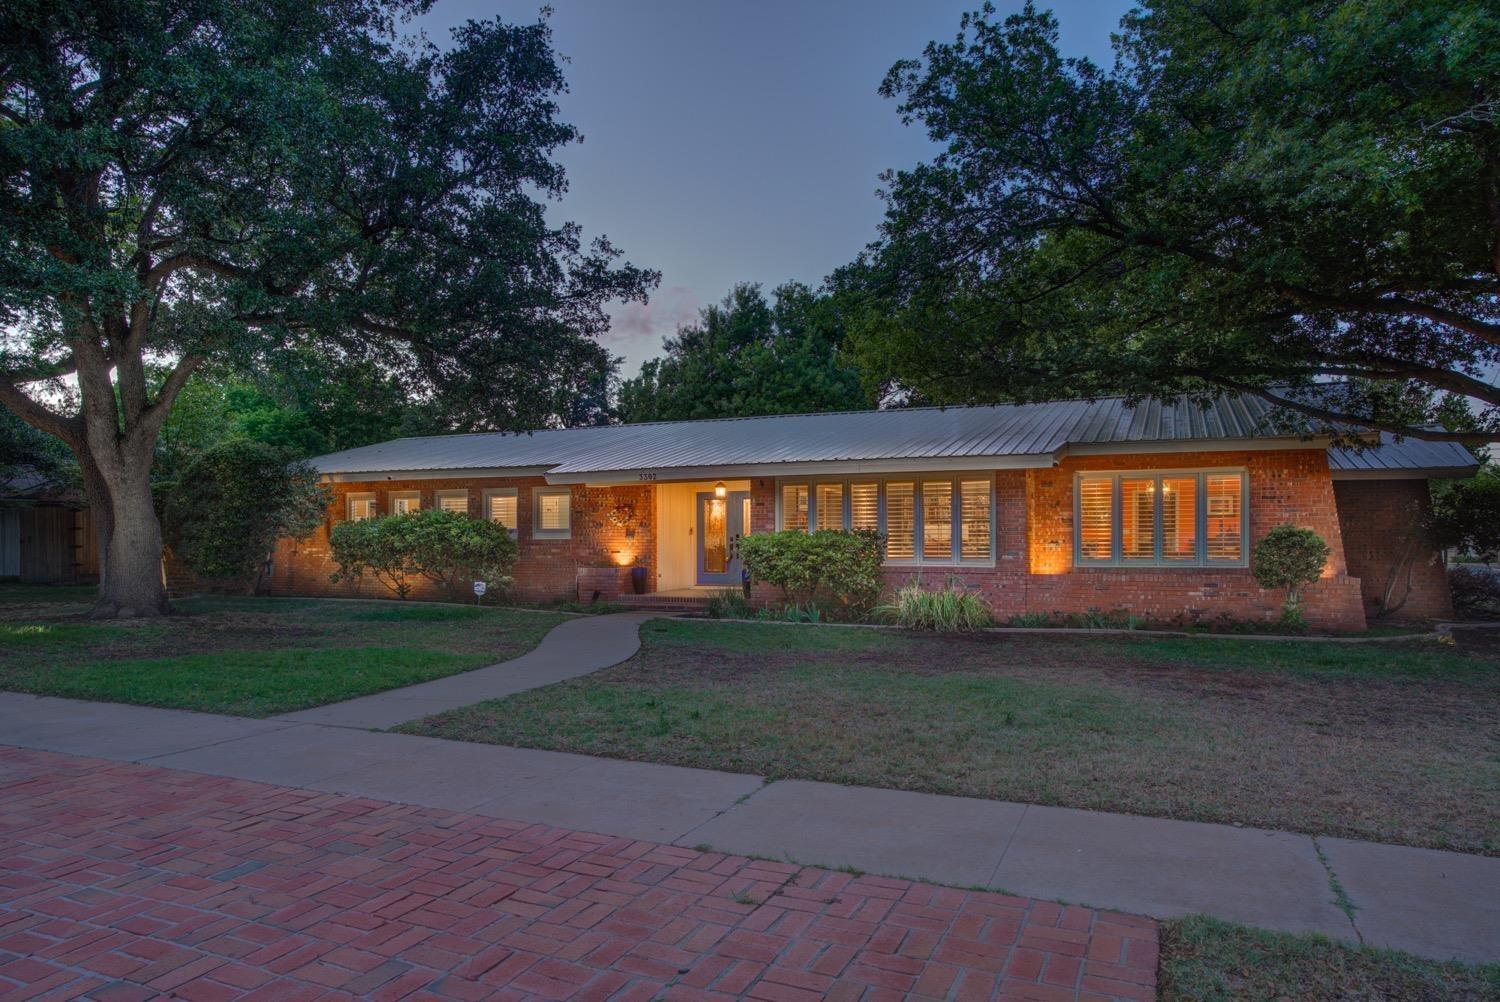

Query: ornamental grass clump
[
  {"left": 879, "top": 578, "right": 993, "bottom": 631},
  {"left": 1251, "top": 525, "right": 1331, "bottom": 629}
]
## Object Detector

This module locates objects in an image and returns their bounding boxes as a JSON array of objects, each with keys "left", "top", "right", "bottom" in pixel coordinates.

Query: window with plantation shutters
[
  {"left": 885, "top": 482, "right": 915, "bottom": 560},
  {"left": 484, "top": 489, "right": 517, "bottom": 533},
  {"left": 347, "top": 494, "right": 377, "bottom": 521},
  {"left": 390, "top": 492, "right": 420, "bottom": 515},
  {"left": 534, "top": 488, "right": 571, "bottom": 538},
  {"left": 1075, "top": 470, "right": 1246, "bottom": 566},
  {"left": 850, "top": 483, "right": 878, "bottom": 532},
  {"left": 782, "top": 484, "right": 809, "bottom": 532},
  {"left": 774, "top": 476, "right": 993, "bottom": 564},
  {"left": 815, "top": 483, "right": 844, "bottom": 531},
  {"left": 436, "top": 490, "right": 468, "bottom": 515}
]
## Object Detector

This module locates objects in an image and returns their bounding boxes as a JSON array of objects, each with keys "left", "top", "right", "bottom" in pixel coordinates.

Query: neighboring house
[
  {"left": 0, "top": 470, "right": 98, "bottom": 584},
  {"left": 270, "top": 395, "right": 1479, "bottom": 629}
]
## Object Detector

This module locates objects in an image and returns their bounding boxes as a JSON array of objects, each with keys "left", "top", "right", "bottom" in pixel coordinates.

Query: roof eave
[
  {"left": 1329, "top": 465, "right": 1480, "bottom": 481},
  {"left": 318, "top": 465, "right": 555, "bottom": 483},
  {"left": 542, "top": 454, "right": 1058, "bottom": 485}
]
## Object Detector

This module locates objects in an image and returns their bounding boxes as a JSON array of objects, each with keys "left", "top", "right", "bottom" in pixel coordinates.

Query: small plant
[
  {"left": 705, "top": 588, "right": 755, "bottom": 619},
  {"left": 1252, "top": 525, "right": 1331, "bottom": 627},
  {"left": 1067, "top": 607, "right": 1141, "bottom": 630},
  {"left": 764, "top": 602, "right": 823, "bottom": 623},
  {"left": 1005, "top": 611, "right": 1055, "bottom": 628},
  {"left": 878, "top": 577, "right": 993, "bottom": 631}
]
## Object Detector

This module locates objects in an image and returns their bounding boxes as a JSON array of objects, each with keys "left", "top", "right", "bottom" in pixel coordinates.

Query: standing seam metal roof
[{"left": 308, "top": 395, "right": 1479, "bottom": 477}]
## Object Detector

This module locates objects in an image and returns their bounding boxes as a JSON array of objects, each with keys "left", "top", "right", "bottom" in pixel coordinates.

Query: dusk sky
[{"left": 414, "top": 1, "right": 1136, "bottom": 375}]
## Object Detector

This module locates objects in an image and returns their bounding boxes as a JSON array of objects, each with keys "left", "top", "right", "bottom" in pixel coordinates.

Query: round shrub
[
  {"left": 735, "top": 529, "right": 884, "bottom": 617},
  {"left": 1251, "top": 525, "right": 1331, "bottom": 625},
  {"left": 331, "top": 508, "right": 517, "bottom": 601}
]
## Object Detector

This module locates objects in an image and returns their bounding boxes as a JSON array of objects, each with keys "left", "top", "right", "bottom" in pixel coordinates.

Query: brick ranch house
[{"left": 268, "top": 395, "right": 1479, "bottom": 630}]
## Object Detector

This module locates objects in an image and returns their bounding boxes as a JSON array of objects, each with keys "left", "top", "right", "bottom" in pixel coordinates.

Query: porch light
[{"left": 714, "top": 481, "right": 727, "bottom": 499}]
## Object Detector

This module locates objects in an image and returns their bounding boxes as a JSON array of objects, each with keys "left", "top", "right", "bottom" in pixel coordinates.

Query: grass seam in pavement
[{"left": 1313, "top": 836, "right": 1363, "bottom": 940}]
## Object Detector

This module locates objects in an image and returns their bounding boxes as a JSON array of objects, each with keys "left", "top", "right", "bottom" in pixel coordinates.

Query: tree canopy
[
  {"left": 849, "top": 0, "right": 1499, "bottom": 443},
  {"left": 617, "top": 282, "right": 873, "bottom": 423},
  {"left": 0, "top": 0, "right": 655, "bottom": 616}
]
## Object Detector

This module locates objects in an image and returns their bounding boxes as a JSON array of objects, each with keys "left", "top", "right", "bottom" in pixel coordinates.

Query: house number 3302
[{"left": 637, "top": 472, "right": 657, "bottom": 481}]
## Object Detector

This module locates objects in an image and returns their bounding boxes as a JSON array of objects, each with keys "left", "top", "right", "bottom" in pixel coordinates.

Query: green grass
[
  {"left": 1159, "top": 915, "right": 1500, "bottom": 1001},
  {"left": 0, "top": 586, "right": 563, "bottom": 717},
  {"left": 404, "top": 618, "right": 1500, "bottom": 854}
]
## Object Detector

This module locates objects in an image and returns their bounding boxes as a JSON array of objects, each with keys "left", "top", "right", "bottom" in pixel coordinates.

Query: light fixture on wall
[{"left": 714, "top": 481, "right": 727, "bottom": 499}]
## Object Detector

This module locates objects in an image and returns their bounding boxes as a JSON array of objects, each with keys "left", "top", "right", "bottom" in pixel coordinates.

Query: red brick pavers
[{"left": 0, "top": 747, "right": 1158, "bottom": 1000}]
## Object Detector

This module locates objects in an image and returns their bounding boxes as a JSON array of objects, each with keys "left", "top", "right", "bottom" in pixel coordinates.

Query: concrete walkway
[
  {"left": 276, "top": 611, "right": 655, "bottom": 728},
  {"left": 1, "top": 687, "right": 1495, "bottom": 966}
]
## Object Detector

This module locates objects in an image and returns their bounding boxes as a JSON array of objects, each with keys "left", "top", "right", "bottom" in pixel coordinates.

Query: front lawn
[
  {"left": 404, "top": 619, "right": 1500, "bottom": 854},
  {"left": 1159, "top": 915, "right": 1500, "bottom": 1001},
  {"left": 0, "top": 587, "right": 562, "bottom": 716}
]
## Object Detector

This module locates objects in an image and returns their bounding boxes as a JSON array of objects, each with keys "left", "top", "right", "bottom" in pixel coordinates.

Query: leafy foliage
[
  {"left": 0, "top": 407, "right": 72, "bottom": 488},
  {"left": 878, "top": 578, "right": 993, "bottom": 631},
  {"left": 329, "top": 509, "right": 517, "bottom": 601},
  {"left": 1432, "top": 464, "right": 1500, "bottom": 562},
  {"left": 1252, "top": 526, "right": 1332, "bottom": 624},
  {"left": 617, "top": 283, "right": 872, "bottom": 423},
  {"left": 736, "top": 529, "right": 885, "bottom": 617},
  {"left": 0, "top": 1, "right": 654, "bottom": 616},
  {"left": 160, "top": 440, "right": 327, "bottom": 583},
  {"left": 1448, "top": 566, "right": 1500, "bottom": 618},
  {"left": 852, "top": 1, "right": 1499, "bottom": 442}
]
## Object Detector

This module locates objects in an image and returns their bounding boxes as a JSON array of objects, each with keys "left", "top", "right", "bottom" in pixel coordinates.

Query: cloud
[{"left": 605, "top": 285, "right": 701, "bottom": 348}]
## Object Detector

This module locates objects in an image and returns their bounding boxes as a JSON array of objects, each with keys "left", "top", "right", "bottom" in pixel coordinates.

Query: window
[
  {"left": 782, "top": 484, "right": 809, "bottom": 532},
  {"left": 885, "top": 482, "right": 915, "bottom": 560},
  {"left": 850, "top": 483, "right": 878, "bottom": 532},
  {"left": 390, "top": 492, "right": 420, "bottom": 515},
  {"left": 922, "top": 481, "right": 953, "bottom": 560},
  {"left": 533, "top": 487, "right": 571, "bottom": 538},
  {"left": 484, "top": 489, "right": 518, "bottom": 533},
  {"left": 775, "top": 476, "right": 994, "bottom": 564},
  {"left": 1075, "top": 470, "right": 1246, "bottom": 567},
  {"left": 436, "top": 490, "right": 469, "bottom": 515},
  {"left": 960, "top": 480, "right": 992, "bottom": 561},
  {"left": 815, "top": 483, "right": 844, "bottom": 531},
  {"left": 347, "top": 494, "right": 377, "bottom": 522}
]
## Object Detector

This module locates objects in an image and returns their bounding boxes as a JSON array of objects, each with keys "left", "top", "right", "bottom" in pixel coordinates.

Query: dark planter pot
[{"left": 630, "top": 566, "right": 648, "bottom": 595}]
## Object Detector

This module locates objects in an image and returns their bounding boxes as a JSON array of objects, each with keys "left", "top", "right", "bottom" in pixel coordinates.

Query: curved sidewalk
[{"left": 275, "top": 611, "right": 656, "bottom": 729}]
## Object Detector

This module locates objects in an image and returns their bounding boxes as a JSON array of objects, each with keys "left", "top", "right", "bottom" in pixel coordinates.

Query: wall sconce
[{"left": 714, "top": 481, "right": 727, "bottom": 499}]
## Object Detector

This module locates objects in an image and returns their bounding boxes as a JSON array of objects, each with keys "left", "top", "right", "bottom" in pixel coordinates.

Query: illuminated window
[
  {"left": 436, "top": 490, "right": 468, "bottom": 515},
  {"left": 815, "top": 483, "right": 845, "bottom": 531},
  {"left": 885, "top": 482, "right": 915, "bottom": 560},
  {"left": 347, "top": 494, "right": 377, "bottom": 521},
  {"left": 1076, "top": 471, "right": 1245, "bottom": 566},
  {"left": 850, "top": 483, "right": 879, "bottom": 532},
  {"left": 922, "top": 481, "right": 953, "bottom": 560},
  {"left": 484, "top": 489, "right": 518, "bottom": 533},
  {"left": 390, "top": 492, "right": 420, "bottom": 515},
  {"left": 782, "top": 484, "right": 809, "bottom": 532},
  {"left": 533, "top": 488, "right": 571, "bottom": 538},
  {"left": 959, "top": 480, "right": 992, "bottom": 561}
]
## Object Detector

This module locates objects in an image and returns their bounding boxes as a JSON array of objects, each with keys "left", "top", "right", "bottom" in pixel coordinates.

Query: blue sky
[{"left": 414, "top": 1, "right": 1135, "bottom": 374}]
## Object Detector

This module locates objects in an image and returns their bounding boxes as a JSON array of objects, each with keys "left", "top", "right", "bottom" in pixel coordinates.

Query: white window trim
[
  {"left": 435, "top": 489, "right": 470, "bottom": 515},
  {"left": 774, "top": 475, "right": 996, "bottom": 566},
  {"left": 346, "top": 492, "right": 378, "bottom": 522},
  {"left": 1072, "top": 468, "right": 1249, "bottom": 568},
  {"left": 482, "top": 488, "right": 519, "bottom": 535},
  {"left": 389, "top": 491, "right": 421, "bottom": 515},
  {"left": 532, "top": 486, "right": 572, "bottom": 539}
]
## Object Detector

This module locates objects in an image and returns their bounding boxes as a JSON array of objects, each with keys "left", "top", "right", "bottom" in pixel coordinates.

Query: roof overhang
[
  {"left": 1330, "top": 466, "right": 1479, "bottom": 481},
  {"left": 542, "top": 454, "right": 1058, "bottom": 485},
  {"left": 318, "top": 466, "right": 553, "bottom": 483},
  {"left": 1059, "top": 435, "right": 1336, "bottom": 458}
]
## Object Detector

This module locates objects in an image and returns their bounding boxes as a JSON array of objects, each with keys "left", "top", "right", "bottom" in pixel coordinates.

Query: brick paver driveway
[{"left": 0, "top": 748, "right": 1158, "bottom": 1000}]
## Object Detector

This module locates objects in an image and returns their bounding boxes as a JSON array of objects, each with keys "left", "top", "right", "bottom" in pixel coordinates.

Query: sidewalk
[{"left": 1, "top": 687, "right": 1494, "bottom": 965}]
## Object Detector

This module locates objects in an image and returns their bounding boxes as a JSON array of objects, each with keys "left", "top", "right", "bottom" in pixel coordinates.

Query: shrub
[
  {"left": 1432, "top": 464, "right": 1500, "bottom": 563},
  {"left": 705, "top": 588, "right": 755, "bottom": 620},
  {"left": 736, "top": 529, "right": 884, "bottom": 617},
  {"left": 1449, "top": 566, "right": 1500, "bottom": 618},
  {"left": 878, "top": 578, "right": 993, "bottom": 631},
  {"left": 330, "top": 508, "right": 517, "bottom": 601},
  {"left": 1252, "top": 525, "right": 1331, "bottom": 627},
  {"left": 160, "top": 439, "right": 327, "bottom": 585}
]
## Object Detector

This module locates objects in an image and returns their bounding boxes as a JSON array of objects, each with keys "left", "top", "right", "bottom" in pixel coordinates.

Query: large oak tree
[
  {"left": 1, "top": 0, "right": 655, "bottom": 617},
  {"left": 850, "top": 0, "right": 1498, "bottom": 443}
]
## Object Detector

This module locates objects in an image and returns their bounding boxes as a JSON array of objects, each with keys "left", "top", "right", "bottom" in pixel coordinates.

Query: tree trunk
[{"left": 88, "top": 453, "right": 170, "bottom": 620}]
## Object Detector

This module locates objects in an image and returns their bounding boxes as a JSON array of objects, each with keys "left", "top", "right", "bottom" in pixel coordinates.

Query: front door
[{"left": 696, "top": 491, "right": 750, "bottom": 586}]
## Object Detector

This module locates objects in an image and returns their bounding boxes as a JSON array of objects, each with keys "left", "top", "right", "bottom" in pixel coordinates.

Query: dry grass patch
[{"left": 405, "top": 619, "right": 1500, "bottom": 854}]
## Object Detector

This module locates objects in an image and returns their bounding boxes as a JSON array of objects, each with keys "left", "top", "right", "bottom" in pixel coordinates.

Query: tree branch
[{"left": 1204, "top": 376, "right": 1491, "bottom": 445}]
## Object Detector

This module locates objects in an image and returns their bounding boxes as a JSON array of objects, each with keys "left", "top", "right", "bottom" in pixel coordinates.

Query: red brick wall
[
  {"left": 1334, "top": 479, "right": 1453, "bottom": 622},
  {"left": 267, "top": 477, "right": 655, "bottom": 604},
  {"left": 755, "top": 451, "right": 1369, "bottom": 631}
]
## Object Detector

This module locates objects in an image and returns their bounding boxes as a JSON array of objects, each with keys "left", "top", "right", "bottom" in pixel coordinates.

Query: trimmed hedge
[
  {"left": 736, "top": 529, "right": 884, "bottom": 617},
  {"left": 330, "top": 508, "right": 517, "bottom": 601}
]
